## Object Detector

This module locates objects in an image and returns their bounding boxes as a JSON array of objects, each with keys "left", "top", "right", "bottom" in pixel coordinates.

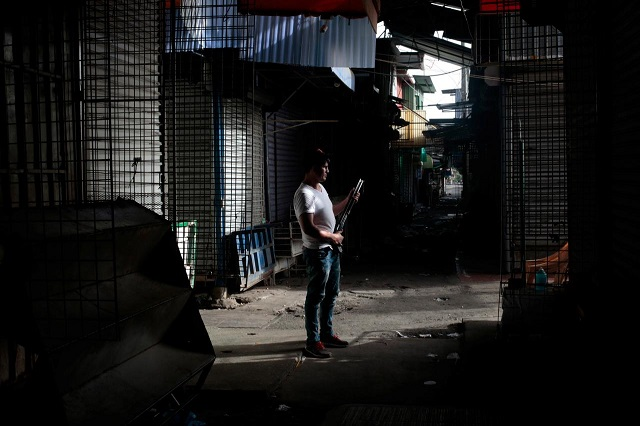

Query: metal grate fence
[
  {"left": 1, "top": 1, "right": 265, "bottom": 420},
  {"left": 1, "top": 0, "right": 266, "bottom": 350},
  {"left": 498, "top": 10, "right": 569, "bottom": 333}
]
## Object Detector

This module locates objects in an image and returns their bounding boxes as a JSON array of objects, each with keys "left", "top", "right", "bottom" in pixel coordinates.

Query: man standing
[{"left": 293, "top": 148, "right": 360, "bottom": 358}]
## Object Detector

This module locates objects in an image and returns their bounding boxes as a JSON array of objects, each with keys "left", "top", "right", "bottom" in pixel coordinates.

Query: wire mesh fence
[
  {"left": 497, "top": 10, "right": 570, "bottom": 333},
  {"left": 1, "top": 0, "right": 267, "bottom": 378}
]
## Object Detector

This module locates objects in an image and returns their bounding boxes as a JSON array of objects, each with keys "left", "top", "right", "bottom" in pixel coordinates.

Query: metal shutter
[{"left": 265, "top": 106, "right": 304, "bottom": 223}]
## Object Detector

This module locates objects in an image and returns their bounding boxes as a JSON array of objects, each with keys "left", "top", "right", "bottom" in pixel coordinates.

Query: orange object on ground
[{"left": 525, "top": 242, "right": 569, "bottom": 286}]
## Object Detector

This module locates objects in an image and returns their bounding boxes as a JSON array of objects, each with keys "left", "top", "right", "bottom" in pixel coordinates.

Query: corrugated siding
[
  {"left": 251, "top": 14, "right": 375, "bottom": 68},
  {"left": 82, "top": 0, "right": 163, "bottom": 213},
  {"left": 164, "top": 77, "right": 214, "bottom": 279},
  {"left": 503, "top": 66, "right": 568, "bottom": 257},
  {"left": 164, "top": 81, "right": 264, "bottom": 278},
  {"left": 265, "top": 107, "right": 304, "bottom": 223},
  {"left": 165, "top": 0, "right": 375, "bottom": 68},
  {"left": 222, "top": 98, "right": 265, "bottom": 231},
  {"left": 164, "top": 0, "right": 251, "bottom": 52},
  {"left": 503, "top": 15, "right": 564, "bottom": 61},
  {"left": 500, "top": 13, "right": 567, "bottom": 269}
]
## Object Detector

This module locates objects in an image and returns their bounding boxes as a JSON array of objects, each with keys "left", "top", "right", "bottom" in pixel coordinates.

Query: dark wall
[
  {"left": 564, "top": 0, "right": 639, "bottom": 329},
  {"left": 460, "top": 70, "right": 502, "bottom": 271}
]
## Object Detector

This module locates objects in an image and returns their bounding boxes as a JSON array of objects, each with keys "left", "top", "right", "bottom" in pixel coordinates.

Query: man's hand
[
  {"left": 353, "top": 190, "right": 360, "bottom": 203},
  {"left": 332, "top": 230, "right": 344, "bottom": 246},
  {"left": 349, "top": 187, "right": 361, "bottom": 203}
]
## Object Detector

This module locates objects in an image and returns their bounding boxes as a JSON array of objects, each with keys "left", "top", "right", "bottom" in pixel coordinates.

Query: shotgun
[{"left": 334, "top": 179, "right": 364, "bottom": 253}]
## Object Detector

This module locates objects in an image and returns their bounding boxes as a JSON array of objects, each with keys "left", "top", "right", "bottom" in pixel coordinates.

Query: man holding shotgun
[{"left": 293, "top": 148, "right": 362, "bottom": 358}]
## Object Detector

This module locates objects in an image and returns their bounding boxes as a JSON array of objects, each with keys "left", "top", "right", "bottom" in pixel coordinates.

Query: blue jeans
[{"left": 303, "top": 247, "right": 341, "bottom": 345}]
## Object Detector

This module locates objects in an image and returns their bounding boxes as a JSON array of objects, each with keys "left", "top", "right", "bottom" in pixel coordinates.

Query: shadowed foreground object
[{"left": 0, "top": 199, "right": 215, "bottom": 426}]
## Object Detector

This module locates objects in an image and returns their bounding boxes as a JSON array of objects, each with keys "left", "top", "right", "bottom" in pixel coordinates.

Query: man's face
[{"left": 313, "top": 161, "right": 329, "bottom": 182}]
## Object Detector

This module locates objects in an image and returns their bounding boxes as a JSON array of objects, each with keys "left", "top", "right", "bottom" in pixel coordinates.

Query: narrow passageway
[
  {"left": 171, "top": 188, "right": 513, "bottom": 426},
  {"left": 356, "top": 184, "right": 469, "bottom": 275},
  {"left": 155, "top": 181, "right": 600, "bottom": 426},
  {"left": 155, "top": 184, "right": 607, "bottom": 426}
]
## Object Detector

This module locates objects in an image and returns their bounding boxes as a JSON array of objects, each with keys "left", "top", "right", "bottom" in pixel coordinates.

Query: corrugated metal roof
[
  {"left": 397, "top": 52, "right": 425, "bottom": 70},
  {"left": 413, "top": 75, "right": 436, "bottom": 94},
  {"left": 392, "top": 35, "right": 473, "bottom": 67},
  {"left": 165, "top": 0, "right": 376, "bottom": 68},
  {"left": 165, "top": 0, "right": 249, "bottom": 51},
  {"left": 250, "top": 14, "right": 376, "bottom": 68}
]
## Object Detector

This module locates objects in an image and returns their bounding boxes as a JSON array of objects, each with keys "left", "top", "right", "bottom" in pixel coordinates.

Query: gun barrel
[{"left": 334, "top": 179, "right": 364, "bottom": 233}]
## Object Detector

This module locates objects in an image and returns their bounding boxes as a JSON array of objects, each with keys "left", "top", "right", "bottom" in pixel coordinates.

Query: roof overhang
[
  {"left": 436, "top": 100, "right": 473, "bottom": 111},
  {"left": 392, "top": 35, "right": 473, "bottom": 67},
  {"left": 413, "top": 75, "right": 436, "bottom": 94},
  {"left": 379, "top": 0, "right": 477, "bottom": 67},
  {"left": 397, "top": 52, "right": 425, "bottom": 70}
]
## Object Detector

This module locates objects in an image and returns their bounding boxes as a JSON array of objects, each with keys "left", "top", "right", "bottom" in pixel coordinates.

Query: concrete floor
[
  {"left": 172, "top": 253, "right": 616, "bottom": 426},
  {"left": 163, "top": 197, "right": 620, "bottom": 425}
]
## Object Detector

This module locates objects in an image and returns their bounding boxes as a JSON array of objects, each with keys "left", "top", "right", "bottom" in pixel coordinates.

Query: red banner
[{"left": 479, "top": 0, "right": 520, "bottom": 13}]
